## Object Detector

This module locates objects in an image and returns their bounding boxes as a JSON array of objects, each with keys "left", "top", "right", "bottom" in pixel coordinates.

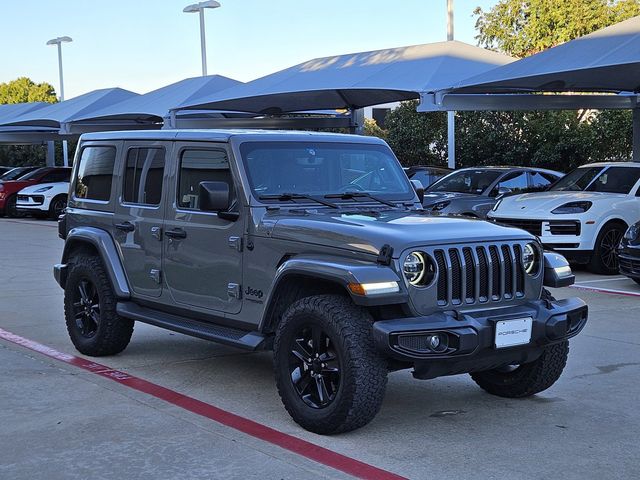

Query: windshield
[
  {"left": 0, "top": 168, "right": 30, "bottom": 181},
  {"left": 551, "top": 166, "right": 640, "bottom": 194},
  {"left": 18, "top": 168, "right": 47, "bottom": 181},
  {"left": 427, "top": 169, "right": 503, "bottom": 194},
  {"left": 240, "top": 141, "right": 414, "bottom": 201}
]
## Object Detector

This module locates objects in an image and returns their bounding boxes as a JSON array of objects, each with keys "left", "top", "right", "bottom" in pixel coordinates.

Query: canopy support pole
[
  {"left": 62, "top": 140, "right": 69, "bottom": 166},
  {"left": 46, "top": 141, "right": 55, "bottom": 166},
  {"left": 350, "top": 108, "right": 365, "bottom": 135},
  {"left": 633, "top": 107, "right": 640, "bottom": 162},
  {"left": 447, "top": 111, "right": 456, "bottom": 168}
]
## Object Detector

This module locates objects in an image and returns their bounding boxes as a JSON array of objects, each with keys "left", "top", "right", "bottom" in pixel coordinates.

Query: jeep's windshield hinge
[
  {"left": 228, "top": 236, "right": 242, "bottom": 252},
  {"left": 377, "top": 244, "right": 394, "bottom": 266},
  {"left": 150, "top": 226, "right": 162, "bottom": 241}
]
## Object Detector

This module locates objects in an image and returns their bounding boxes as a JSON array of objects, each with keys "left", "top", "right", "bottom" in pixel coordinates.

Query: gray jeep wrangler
[{"left": 54, "top": 130, "right": 588, "bottom": 434}]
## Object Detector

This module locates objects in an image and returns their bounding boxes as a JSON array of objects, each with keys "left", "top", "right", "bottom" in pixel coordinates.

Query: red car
[{"left": 0, "top": 167, "right": 72, "bottom": 217}]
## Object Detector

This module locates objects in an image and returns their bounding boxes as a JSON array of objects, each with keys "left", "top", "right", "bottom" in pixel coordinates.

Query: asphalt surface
[{"left": 1, "top": 217, "right": 639, "bottom": 479}]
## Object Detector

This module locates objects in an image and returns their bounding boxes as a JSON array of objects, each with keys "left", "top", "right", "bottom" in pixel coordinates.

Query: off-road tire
[
  {"left": 273, "top": 295, "right": 387, "bottom": 434},
  {"left": 470, "top": 340, "right": 569, "bottom": 398},
  {"left": 588, "top": 222, "right": 626, "bottom": 275},
  {"left": 64, "top": 254, "right": 134, "bottom": 356}
]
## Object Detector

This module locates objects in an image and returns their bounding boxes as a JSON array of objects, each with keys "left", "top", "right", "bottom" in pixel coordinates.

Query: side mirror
[
  {"left": 199, "top": 181, "right": 230, "bottom": 212},
  {"left": 496, "top": 186, "right": 512, "bottom": 198},
  {"left": 410, "top": 179, "right": 425, "bottom": 204}
]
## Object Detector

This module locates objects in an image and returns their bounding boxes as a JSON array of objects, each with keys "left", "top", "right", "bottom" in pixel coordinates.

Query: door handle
[
  {"left": 165, "top": 228, "right": 187, "bottom": 239},
  {"left": 114, "top": 222, "right": 135, "bottom": 232}
]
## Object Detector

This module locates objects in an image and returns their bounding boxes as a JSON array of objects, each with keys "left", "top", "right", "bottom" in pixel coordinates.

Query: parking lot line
[
  {"left": 574, "top": 277, "right": 629, "bottom": 284},
  {"left": 571, "top": 284, "right": 640, "bottom": 297},
  {"left": 0, "top": 327, "right": 406, "bottom": 480}
]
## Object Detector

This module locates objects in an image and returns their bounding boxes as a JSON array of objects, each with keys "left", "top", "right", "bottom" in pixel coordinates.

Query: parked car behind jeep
[
  {"left": 54, "top": 130, "right": 587, "bottom": 434},
  {"left": 423, "top": 166, "right": 563, "bottom": 218}
]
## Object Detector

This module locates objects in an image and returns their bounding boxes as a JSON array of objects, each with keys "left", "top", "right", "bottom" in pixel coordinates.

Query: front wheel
[
  {"left": 470, "top": 341, "right": 569, "bottom": 398},
  {"left": 49, "top": 194, "right": 67, "bottom": 219},
  {"left": 589, "top": 223, "right": 626, "bottom": 275},
  {"left": 273, "top": 295, "right": 387, "bottom": 434}
]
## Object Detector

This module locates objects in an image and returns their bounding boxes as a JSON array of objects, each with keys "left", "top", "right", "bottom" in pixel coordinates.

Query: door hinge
[
  {"left": 227, "top": 283, "right": 241, "bottom": 299},
  {"left": 228, "top": 236, "right": 243, "bottom": 252},
  {"left": 149, "top": 269, "right": 161, "bottom": 284},
  {"left": 151, "top": 226, "right": 162, "bottom": 241}
]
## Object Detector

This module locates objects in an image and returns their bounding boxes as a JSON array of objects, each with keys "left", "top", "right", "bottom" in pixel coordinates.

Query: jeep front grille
[{"left": 434, "top": 243, "right": 525, "bottom": 306}]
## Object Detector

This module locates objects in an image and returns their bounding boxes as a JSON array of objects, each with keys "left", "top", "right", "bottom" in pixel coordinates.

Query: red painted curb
[
  {"left": 571, "top": 284, "right": 640, "bottom": 298},
  {"left": 0, "top": 328, "right": 406, "bottom": 480}
]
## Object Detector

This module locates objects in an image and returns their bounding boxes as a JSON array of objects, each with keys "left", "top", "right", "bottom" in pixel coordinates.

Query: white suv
[
  {"left": 16, "top": 182, "right": 69, "bottom": 219},
  {"left": 489, "top": 162, "right": 640, "bottom": 274}
]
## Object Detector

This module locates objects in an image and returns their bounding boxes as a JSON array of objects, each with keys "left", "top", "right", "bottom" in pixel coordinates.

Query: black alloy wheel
[
  {"left": 289, "top": 324, "right": 341, "bottom": 409},
  {"left": 599, "top": 227, "right": 624, "bottom": 272},
  {"left": 50, "top": 195, "right": 67, "bottom": 219},
  {"left": 71, "top": 278, "right": 101, "bottom": 338}
]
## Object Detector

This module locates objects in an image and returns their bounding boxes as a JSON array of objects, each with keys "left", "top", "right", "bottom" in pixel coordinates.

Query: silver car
[{"left": 423, "top": 166, "right": 563, "bottom": 218}]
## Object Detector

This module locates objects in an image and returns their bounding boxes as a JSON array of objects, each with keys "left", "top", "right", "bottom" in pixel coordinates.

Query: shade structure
[
  {"left": 451, "top": 16, "right": 640, "bottom": 94},
  {"left": 175, "top": 41, "right": 514, "bottom": 114},
  {"left": 0, "top": 88, "right": 139, "bottom": 129},
  {"left": 70, "top": 75, "right": 241, "bottom": 128},
  {"left": 0, "top": 102, "right": 50, "bottom": 125}
]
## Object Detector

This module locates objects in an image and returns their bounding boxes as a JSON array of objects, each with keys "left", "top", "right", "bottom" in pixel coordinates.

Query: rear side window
[
  {"left": 75, "top": 146, "right": 116, "bottom": 201},
  {"left": 178, "top": 149, "right": 233, "bottom": 210},
  {"left": 123, "top": 148, "right": 165, "bottom": 206}
]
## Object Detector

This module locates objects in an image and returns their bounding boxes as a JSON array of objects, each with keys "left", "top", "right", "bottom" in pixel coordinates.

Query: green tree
[
  {"left": 474, "top": 0, "right": 640, "bottom": 58},
  {"left": 0, "top": 78, "right": 58, "bottom": 167},
  {"left": 0, "top": 77, "right": 57, "bottom": 104}
]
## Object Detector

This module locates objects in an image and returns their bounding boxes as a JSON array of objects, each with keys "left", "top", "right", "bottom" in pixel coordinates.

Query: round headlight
[
  {"left": 522, "top": 243, "right": 539, "bottom": 275},
  {"left": 403, "top": 251, "right": 426, "bottom": 285}
]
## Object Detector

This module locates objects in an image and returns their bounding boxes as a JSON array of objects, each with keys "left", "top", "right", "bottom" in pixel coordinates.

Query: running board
[{"left": 116, "top": 302, "right": 265, "bottom": 350}]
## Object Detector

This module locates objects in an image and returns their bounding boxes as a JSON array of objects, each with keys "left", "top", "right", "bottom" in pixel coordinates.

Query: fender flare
[
  {"left": 264, "top": 254, "right": 407, "bottom": 313},
  {"left": 62, "top": 227, "right": 131, "bottom": 299}
]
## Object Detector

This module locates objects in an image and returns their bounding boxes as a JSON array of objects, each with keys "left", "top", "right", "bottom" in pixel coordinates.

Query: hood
[
  {"left": 493, "top": 191, "right": 626, "bottom": 216},
  {"left": 265, "top": 209, "right": 535, "bottom": 257},
  {"left": 18, "top": 182, "right": 69, "bottom": 194}
]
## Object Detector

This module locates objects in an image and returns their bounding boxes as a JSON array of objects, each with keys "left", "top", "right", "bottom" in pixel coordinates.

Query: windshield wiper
[
  {"left": 324, "top": 191, "right": 398, "bottom": 208},
  {"left": 259, "top": 193, "right": 338, "bottom": 209}
]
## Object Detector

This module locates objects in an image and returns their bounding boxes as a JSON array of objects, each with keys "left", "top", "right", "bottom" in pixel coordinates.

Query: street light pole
[
  {"left": 446, "top": 0, "right": 456, "bottom": 169},
  {"left": 46, "top": 36, "right": 72, "bottom": 167},
  {"left": 183, "top": 1, "right": 221, "bottom": 76}
]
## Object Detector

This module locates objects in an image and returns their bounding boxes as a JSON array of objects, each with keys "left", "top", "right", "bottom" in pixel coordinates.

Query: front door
[
  {"left": 112, "top": 142, "right": 168, "bottom": 298},
  {"left": 162, "top": 144, "right": 244, "bottom": 314}
]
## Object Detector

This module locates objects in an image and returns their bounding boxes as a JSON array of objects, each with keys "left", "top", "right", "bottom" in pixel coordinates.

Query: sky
[{"left": 0, "top": 0, "right": 497, "bottom": 99}]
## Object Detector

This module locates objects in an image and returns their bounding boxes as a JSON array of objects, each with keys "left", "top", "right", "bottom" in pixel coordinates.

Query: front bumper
[
  {"left": 618, "top": 245, "right": 640, "bottom": 280},
  {"left": 372, "top": 297, "right": 587, "bottom": 379}
]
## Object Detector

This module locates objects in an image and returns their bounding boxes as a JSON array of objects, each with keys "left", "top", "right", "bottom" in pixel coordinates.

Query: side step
[{"left": 116, "top": 302, "right": 266, "bottom": 351}]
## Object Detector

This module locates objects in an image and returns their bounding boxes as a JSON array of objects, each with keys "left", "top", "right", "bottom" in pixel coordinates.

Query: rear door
[
  {"left": 112, "top": 141, "right": 168, "bottom": 298},
  {"left": 162, "top": 143, "right": 244, "bottom": 314}
]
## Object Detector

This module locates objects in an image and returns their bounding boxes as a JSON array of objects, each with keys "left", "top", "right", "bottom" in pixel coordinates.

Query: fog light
[{"left": 425, "top": 333, "right": 448, "bottom": 352}]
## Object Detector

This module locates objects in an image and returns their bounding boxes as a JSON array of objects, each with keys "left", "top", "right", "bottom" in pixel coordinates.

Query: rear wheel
[
  {"left": 64, "top": 254, "right": 134, "bottom": 356},
  {"left": 470, "top": 341, "right": 569, "bottom": 398},
  {"left": 5, "top": 195, "right": 22, "bottom": 218},
  {"left": 588, "top": 223, "right": 626, "bottom": 275},
  {"left": 273, "top": 295, "right": 387, "bottom": 434}
]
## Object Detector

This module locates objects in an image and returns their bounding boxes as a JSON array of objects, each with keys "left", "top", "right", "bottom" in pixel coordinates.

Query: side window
[
  {"left": 42, "top": 169, "right": 71, "bottom": 183},
  {"left": 75, "top": 146, "right": 116, "bottom": 201},
  {"left": 528, "top": 171, "right": 554, "bottom": 192},
  {"left": 178, "top": 149, "right": 234, "bottom": 210},
  {"left": 123, "top": 148, "right": 165, "bottom": 206},
  {"left": 491, "top": 172, "right": 529, "bottom": 196}
]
